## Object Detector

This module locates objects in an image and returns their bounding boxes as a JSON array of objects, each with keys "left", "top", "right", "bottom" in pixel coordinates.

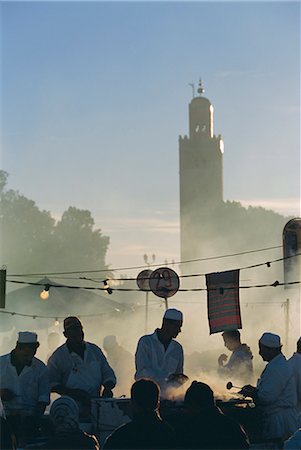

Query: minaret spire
[{"left": 197, "top": 78, "right": 205, "bottom": 96}]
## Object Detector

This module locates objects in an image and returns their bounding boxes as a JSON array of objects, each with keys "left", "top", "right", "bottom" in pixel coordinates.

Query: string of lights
[
  {"left": 6, "top": 278, "right": 301, "bottom": 292},
  {"left": 6, "top": 251, "right": 300, "bottom": 284},
  {"left": 7, "top": 244, "right": 282, "bottom": 278},
  {"left": 0, "top": 282, "right": 297, "bottom": 321},
  {"left": 0, "top": 309, "right": 122, "bottom": 320}
]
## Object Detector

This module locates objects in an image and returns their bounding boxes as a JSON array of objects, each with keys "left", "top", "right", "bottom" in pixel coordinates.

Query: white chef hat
[
  {"left": 18, "top": 331, "right": 38, "bottom": 344},
  {"left": 259, "top": 332, "right": 281, "bottom": 348},
  {"left": 163, "top": 308, "right": 183, "bottom": 321}
]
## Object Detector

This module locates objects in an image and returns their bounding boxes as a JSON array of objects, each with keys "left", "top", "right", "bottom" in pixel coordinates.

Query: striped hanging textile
[{"left": 206, "top": 269, "right": 241, "bottom": 334}]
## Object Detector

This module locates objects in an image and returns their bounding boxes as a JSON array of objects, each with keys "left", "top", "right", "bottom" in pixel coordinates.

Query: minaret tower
[{"left": 179, "top": 80, "right": 224, "bottom": 262}]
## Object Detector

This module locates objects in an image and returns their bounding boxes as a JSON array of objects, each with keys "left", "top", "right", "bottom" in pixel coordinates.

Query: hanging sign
[
  {"left": 149, "top": 267, "right": 180, "bottom": 298},
  {"left": 136, "top": 269, "right": 153, "bottom": 291}
]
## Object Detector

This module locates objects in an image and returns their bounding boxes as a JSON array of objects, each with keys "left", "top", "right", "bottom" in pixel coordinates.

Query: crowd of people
[{"left": 0, "top": 308, "right": 301, "bottom": 450}]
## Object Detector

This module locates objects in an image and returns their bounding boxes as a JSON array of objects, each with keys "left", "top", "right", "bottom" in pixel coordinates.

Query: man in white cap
[
  {"left": 0, "top": 331, "right": 50, "bottom": 447},
  {"left": 47, "top": 316, "right": 116, "bottom": 417},
  {"left": 240, "top": 332, "right": 298, "bottom": 447},
  {"left": 289, "top": 337, "right": 301, "bottom": 424},
  {"left": 134, "top": 308, "right": 186, "bottom": 394}
]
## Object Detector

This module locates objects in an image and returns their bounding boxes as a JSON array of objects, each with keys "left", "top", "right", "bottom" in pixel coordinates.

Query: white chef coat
[
  {"left": 134, "top": 330, "right": 184, "bottom": 388},
  {"left": 256, "top": 353, "right": 298, "bottom": 442},
  {"left": 47, "top": 342, "right": 116, "bottom": 397},
  {"left": 0, "top": 353, "right": 50, "bottom": 415}
]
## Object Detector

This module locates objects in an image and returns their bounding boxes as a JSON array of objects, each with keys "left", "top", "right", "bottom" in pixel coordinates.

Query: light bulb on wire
[
  {"left": 103, "top": 279, "right": 113, "bottom": 295},
  {"left": 40, "top": 284, "right": 50, "bottom": 300}
]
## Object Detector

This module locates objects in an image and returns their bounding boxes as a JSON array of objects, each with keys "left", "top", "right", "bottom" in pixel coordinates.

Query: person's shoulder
[
  {"left": 104, "top": 422, "right": 133, "bottom": 448},
  {"left": 86, "top": 342, "right": 106, "bottom": 357},
  {"left": 86, "top": 342, "right": 100, "bottom": 350},
  {"left": 51, "top": 343, "right": 67, "bottom": 354},
  {"left": 82, "top": 431, "right": 100, "bottom": 449},
  {"left": 290, "top": 352, "right": 301, "bottom": 363},
  {"left": 32, "top": 356, "right": 47, "bottom": 369},
  {"left": 272, "top": 353, "right": 292, "bottom": 374},
  {"left": 216, "top": 410, "right": 248, "bottom": 435},
  {"left": 171, "top": 339, "right": 183, "bottom": 351},
  {"left": 138, "top": 332, "right": 156, "bottom": 344},
  {"left": 0, "top": 353, "right": 10, "bottom": 362}
]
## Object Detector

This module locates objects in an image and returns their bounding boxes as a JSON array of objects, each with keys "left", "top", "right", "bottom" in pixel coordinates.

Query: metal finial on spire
[{"left": 197, "top": 78, "right": 205, "bottom": 96}]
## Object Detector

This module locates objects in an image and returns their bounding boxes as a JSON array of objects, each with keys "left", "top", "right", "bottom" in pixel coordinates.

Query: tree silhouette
[{"left": 0, "top": 171, "right": 109, "bottom": 274}]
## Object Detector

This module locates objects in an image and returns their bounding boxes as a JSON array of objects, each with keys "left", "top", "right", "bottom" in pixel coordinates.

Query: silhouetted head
[
  {"left": 222, "top": 330, "right": 241, "bottom": 351},
  {"left": 131, "top": 378, "right": 160, "bottom": 413},
  {"left": 15, "top": 332, "right": 39, "bottom": 365},
  {"left": 50, "top": 396, "right": 79, "bottom": 432},
  {"left": 184, "top": 381, "right": 215, "bottom": 413},
  {"left": 161, "top": 308, "right": 183, "bottom": 339},
  {"left": 103, "top": 335, "right": 118, "bottom": 352},
  {"left": 63, "top": 316, "right": 84, "bottom": 343},
  {"left": 259, "top": 332, "right": 282, "bottom": 362}
]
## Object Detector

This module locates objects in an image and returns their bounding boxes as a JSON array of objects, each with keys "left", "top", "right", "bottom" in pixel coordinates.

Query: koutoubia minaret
[{"left": 179, "top": 80, "right": 224, "bottom": 263}]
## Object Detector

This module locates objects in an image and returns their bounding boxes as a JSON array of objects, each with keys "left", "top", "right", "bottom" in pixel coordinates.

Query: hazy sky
[{"left": 1, "top": 0, "right": 300, "bottom": 270}]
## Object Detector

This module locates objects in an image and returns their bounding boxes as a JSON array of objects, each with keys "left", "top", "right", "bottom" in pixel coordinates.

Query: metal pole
[
  {"left": 164, "top": 297, "right": 168, "bottom": 310},
  {"left": 285, "top": 298, "right": 289, "bottom": 350},
  {"left": 145, "top": 291, "right": 149, "bottom": 334}
]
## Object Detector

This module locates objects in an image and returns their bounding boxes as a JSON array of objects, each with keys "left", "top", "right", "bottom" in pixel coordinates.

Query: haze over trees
[
  {"left": 0, "top": 170, "right": 109, "bottom": 275},
  {"left": 0, "top": 169, "right": 290, "bottom": 278}
]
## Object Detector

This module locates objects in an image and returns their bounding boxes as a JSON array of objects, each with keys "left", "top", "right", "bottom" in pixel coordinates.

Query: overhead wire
[
  {"left": 7, "top": 244, "right": 282, "bottom": 278},
  {"left": 6, "top": 251, "right": 300, "bottom": 283}
]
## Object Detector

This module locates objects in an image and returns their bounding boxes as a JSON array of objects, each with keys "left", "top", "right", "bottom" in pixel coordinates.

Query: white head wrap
[{"left": 50, "top": 396, "right": 79, "bottom": 432}]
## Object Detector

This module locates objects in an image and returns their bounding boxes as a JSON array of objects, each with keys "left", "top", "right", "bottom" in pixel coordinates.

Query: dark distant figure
[
  {"left": 103, "top": 335, "right": 135, "bottom": 396},
  {"left": 218, "top": 330, "right": 253, "bottom": 384},
  {"left": 104, "top": 378, "right": 176, "bottom": 449},
  {"left": 37, "top": 396, "right": 99, "bottom": 449},
  {"left": 168, "top": 381, "right": 249, "bottom": 449},
  {"left": 46, "top": 332, "right": 61, "bottom": 361}
]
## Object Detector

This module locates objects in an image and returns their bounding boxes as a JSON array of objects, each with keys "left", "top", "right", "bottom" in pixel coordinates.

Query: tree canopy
[{"left": 0, "top": 171, "right": 109, "bottom": 274}]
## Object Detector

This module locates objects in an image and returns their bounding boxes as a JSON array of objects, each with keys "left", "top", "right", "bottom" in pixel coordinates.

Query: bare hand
[
  {"left": 239, "top": 384, "right": 256, "bottom": 398},
  {"left": 218, "top": 354, "right": 228, "bottom": 366}
]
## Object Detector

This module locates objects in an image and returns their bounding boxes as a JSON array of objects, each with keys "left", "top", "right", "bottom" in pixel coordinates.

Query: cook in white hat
[
  {"left": 0, "top": 330, "right": 50, "bottom": 446},
  {"left": 239, "top": 332, "right": 298, "bottom": 445},
  {"left": 134, "top": 308, "right": 188, "bottom": 394}
]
